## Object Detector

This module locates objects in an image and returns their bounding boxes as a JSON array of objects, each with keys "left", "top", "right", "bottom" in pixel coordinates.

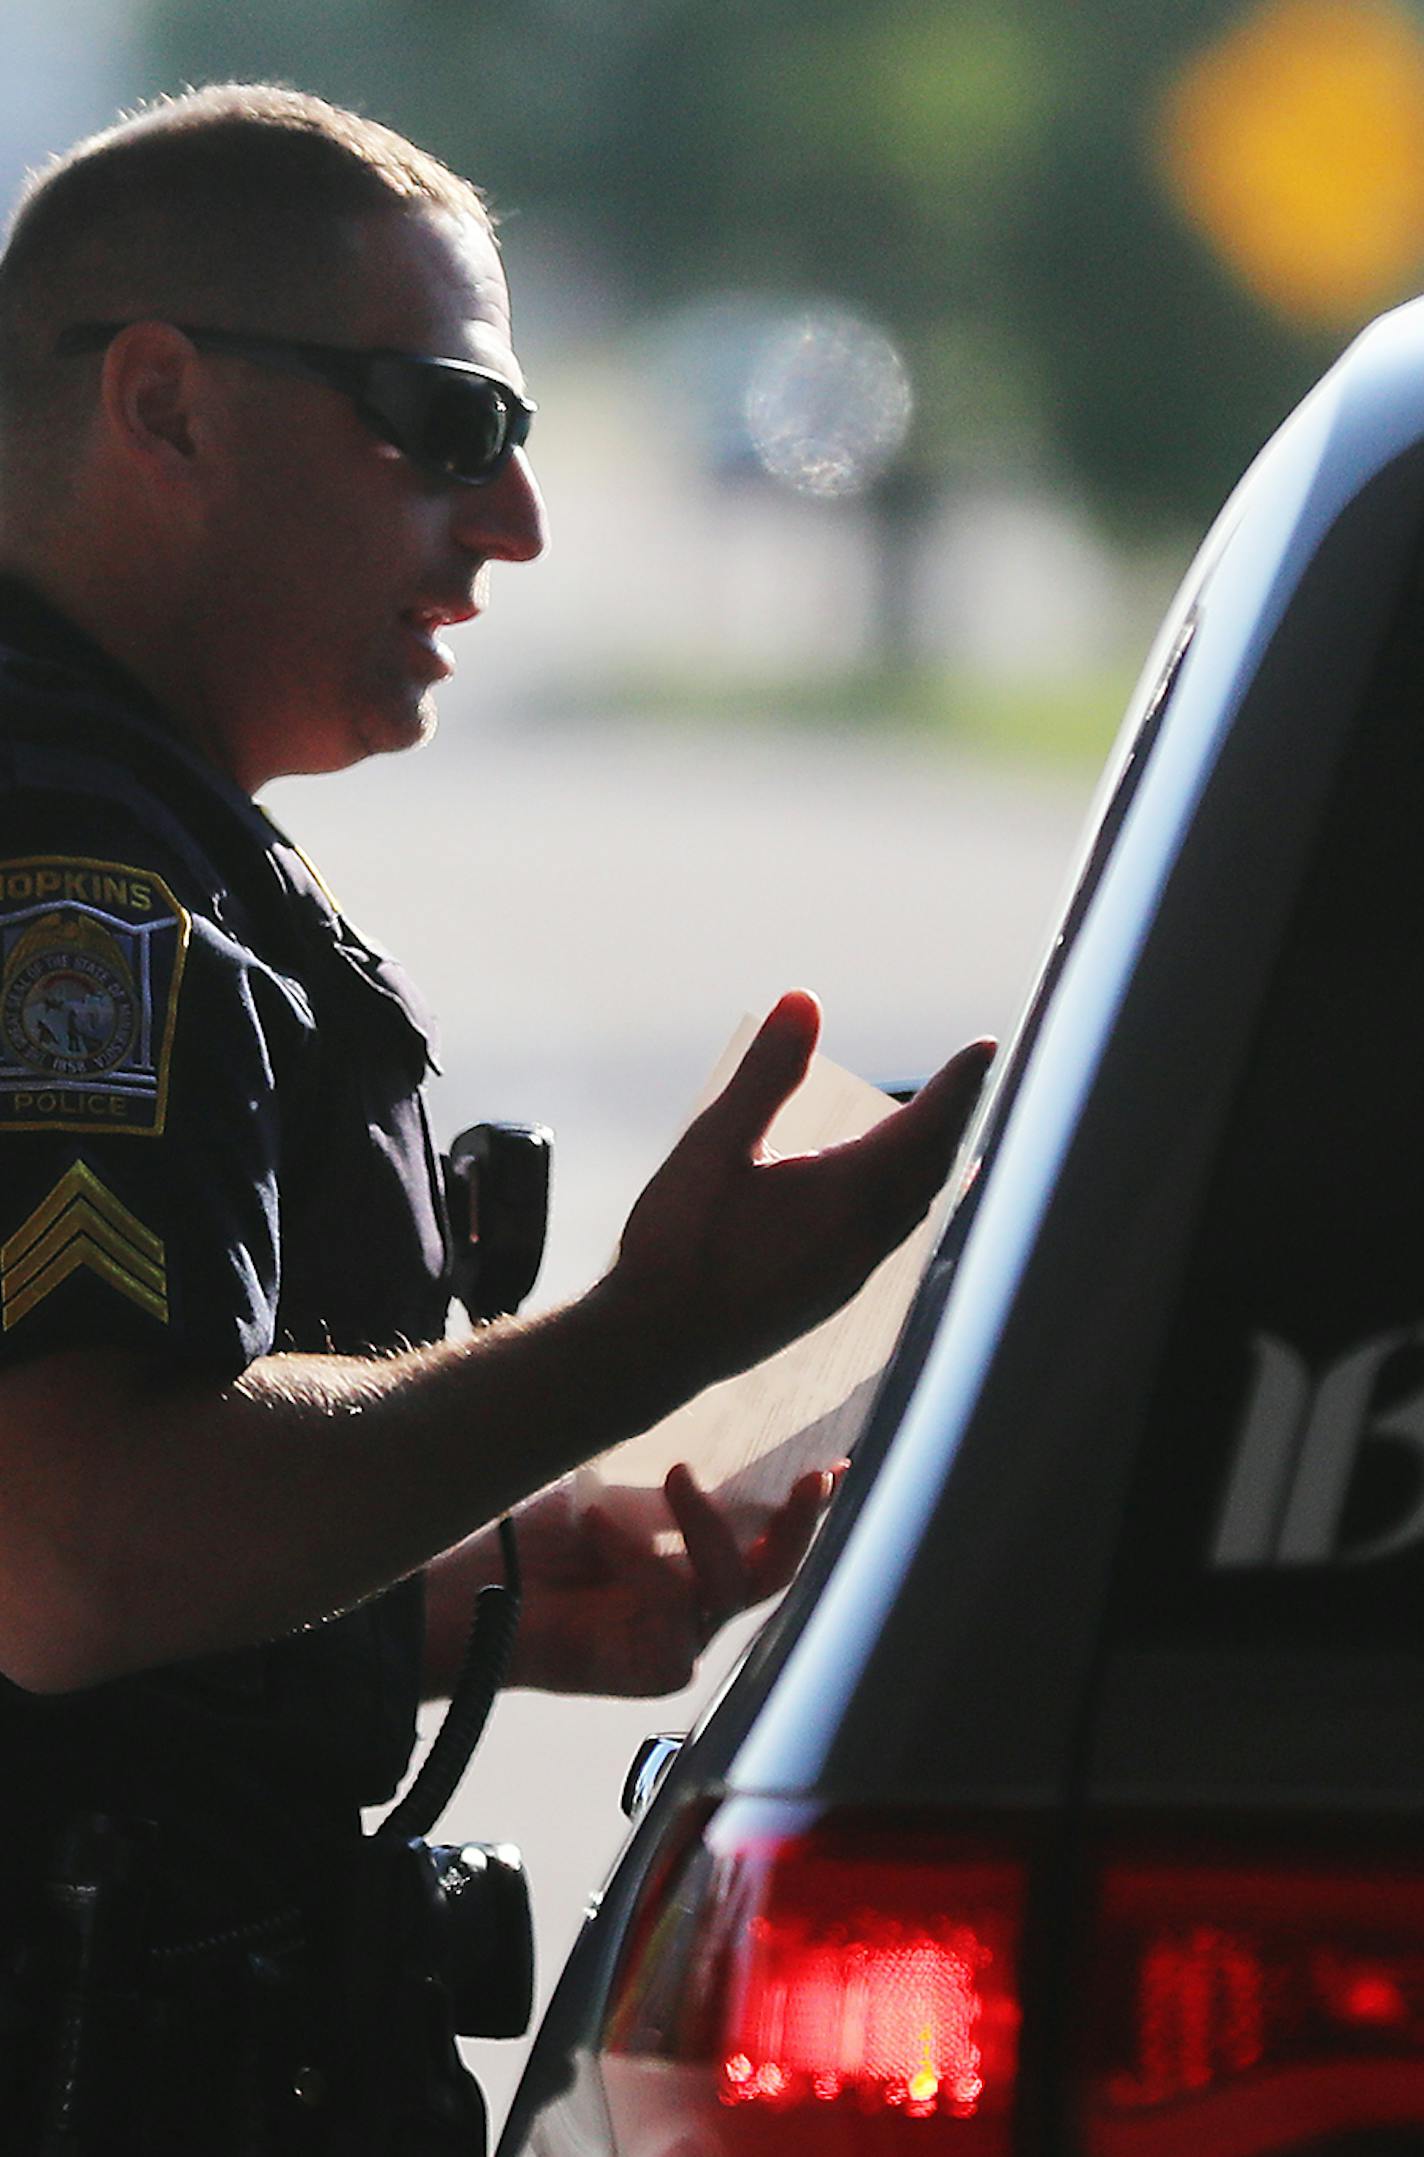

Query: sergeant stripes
[{"left": 2, "top": 1161, "right": 167, "bottom": 1329}]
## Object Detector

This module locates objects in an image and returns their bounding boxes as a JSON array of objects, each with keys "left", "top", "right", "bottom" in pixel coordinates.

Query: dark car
[{"left": 499, "top": 295, "right": 1424, "bottom": 2156}]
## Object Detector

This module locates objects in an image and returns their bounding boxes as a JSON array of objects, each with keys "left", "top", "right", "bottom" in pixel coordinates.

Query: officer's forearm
[
  {"left": 0, "top": 1021, "right": 991, "bottom": 1694},
  {"left": 0, "top": 1275, "right": 679, "bottom": 1694}
]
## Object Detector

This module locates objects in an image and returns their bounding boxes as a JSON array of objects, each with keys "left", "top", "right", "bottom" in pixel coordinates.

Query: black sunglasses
[{"left": 54, "top": 321, "right": 535, "bottom": 487}]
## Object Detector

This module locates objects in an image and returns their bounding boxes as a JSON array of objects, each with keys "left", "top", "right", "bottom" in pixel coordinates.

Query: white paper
[{"left": 581, "top": 1017, "right": 947, "bottom": 1530}]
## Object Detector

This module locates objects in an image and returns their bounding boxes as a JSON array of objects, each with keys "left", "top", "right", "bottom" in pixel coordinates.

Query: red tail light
[
  {"left": 600, "top": 1799, "right": 1027, "bottom": 2153},
  {"left": 1080, "top": 1849, "right": 1424, "bottom": 2156}
]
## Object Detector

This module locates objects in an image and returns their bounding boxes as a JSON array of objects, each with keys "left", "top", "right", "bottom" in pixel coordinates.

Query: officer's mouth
[{"left": 399, "top": 606, "right": 474, "bottom": 680}]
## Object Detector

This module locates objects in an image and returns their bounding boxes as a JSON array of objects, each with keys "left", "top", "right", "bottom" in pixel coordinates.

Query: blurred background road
[{"left": 7, "top": 0, "right": 1424, "bottom": 2126}]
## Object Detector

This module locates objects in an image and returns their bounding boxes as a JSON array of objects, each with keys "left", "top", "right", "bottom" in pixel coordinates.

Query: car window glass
[{"left": 1109, "top": 548, "right": 1424, "bottom": 1651}]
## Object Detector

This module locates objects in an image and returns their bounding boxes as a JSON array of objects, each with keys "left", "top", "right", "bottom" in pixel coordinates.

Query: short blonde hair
[{"left": 0, "top": 84, "right": 493, "bottom": 457}]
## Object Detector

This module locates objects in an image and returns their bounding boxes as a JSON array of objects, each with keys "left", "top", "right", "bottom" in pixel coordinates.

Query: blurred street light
[
  {"left": 653, "top": 293, "right": 913, "bottom": 500},
  {"left": 745, "top": 307, "right": 914, "bottom": 500}
]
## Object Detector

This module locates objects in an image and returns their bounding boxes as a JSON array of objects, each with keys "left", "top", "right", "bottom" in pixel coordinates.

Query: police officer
[{"left": 0, "top": 86, "right": 991, "bottom": 2150}]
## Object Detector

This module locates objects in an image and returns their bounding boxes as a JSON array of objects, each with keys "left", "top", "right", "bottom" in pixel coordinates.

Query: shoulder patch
[
  {"left": 2, "top": 1161, "right": 167, "bottom": 1330},
  {"left": 0, "top": 857, "right": 189, "bottom": 1136}
]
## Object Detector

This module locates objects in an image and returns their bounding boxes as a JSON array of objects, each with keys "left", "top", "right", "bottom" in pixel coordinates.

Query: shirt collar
[
  {"left": 0, "top": 574, "right": 167, "bottom": 722},
  {"left": 0, "top": 572, "right": 280, "bottom": 848}
]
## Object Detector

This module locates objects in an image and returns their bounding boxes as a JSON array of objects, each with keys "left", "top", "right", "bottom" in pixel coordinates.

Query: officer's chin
[{"left": 352, "top": 695, "right": 441, "bottom": 768}]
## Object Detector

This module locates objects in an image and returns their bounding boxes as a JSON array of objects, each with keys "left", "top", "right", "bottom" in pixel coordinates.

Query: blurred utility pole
[{"left": 867, "top": 466, "right": 937, "bottom": 673}]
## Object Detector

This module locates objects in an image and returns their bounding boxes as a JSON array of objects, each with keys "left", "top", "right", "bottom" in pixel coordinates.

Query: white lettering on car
[{"left": 1212, "top": 1327, "right": 1424, "bottom": 1567}]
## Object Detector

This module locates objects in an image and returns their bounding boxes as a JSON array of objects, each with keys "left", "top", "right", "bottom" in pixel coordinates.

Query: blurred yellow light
[{"left": 1158, "top": 0, "right": 1424, "bottom": 326}]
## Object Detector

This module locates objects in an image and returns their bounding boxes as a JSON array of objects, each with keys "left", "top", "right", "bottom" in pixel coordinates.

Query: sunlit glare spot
[
  {"left": 744, "top": 309, "right": 913, "bottom": 499},
  {"left": 1158, "top": 0, "right": 1424, "bottom": 326},
  {"left": 724, "top": 2053, "right": 752, "bottom": 2084}
]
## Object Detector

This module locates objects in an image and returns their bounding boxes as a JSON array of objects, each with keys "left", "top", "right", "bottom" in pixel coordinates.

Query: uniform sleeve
[{"left": 0, "top": 809, "right": 310, "bottom": 1378}]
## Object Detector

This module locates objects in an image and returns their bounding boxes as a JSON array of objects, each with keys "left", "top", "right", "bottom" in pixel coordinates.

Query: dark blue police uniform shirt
[{"left": 0, "top": 576, "right": 453, "bottom": 1933}]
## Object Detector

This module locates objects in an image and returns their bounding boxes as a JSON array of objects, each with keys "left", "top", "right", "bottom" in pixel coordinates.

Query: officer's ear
[{"left": 96, "top": 321, "right": 203, "bottom": 478}]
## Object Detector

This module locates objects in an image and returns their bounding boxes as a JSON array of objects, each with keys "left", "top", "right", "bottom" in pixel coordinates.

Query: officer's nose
[{"left": 453, "top": 448, "right": 547, "bottom": 565}]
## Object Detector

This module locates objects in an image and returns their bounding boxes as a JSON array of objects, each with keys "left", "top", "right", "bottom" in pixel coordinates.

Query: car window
[{"left": 1107, "top": 541, "right": 1424, "bottom": 1662}]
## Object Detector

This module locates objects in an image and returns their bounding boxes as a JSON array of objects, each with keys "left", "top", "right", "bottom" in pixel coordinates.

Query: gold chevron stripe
[
  {"left": 3, "top": 1160, "right": 162, "bottom": 1272},
  {"left": 6, "top": 1206, "right": 167, "bottom": 1304},
  {"left": 4, "top": 1236, "right": 168, "bottom": 1330},
  {"left": 2, "top": 1165, "right": 167, "bottom": 1330}
]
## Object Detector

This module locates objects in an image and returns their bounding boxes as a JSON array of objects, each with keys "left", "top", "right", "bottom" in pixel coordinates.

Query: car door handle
[{"left": 621, "top": 1733, "right": 685, "bottom": 1822}]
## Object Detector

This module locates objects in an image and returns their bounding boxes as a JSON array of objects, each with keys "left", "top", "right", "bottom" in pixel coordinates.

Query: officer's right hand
[{"left": 606, "top": 989, "right": 994, "bottom": 1399}]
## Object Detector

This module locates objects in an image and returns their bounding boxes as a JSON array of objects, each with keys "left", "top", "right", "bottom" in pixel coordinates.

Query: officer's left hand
[
  {"left": 503, "top": 1462, "right": 839, "bottom": 1698},
  {"left": 606, "top": 991, "right": 993, "bottom": 1405}
]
